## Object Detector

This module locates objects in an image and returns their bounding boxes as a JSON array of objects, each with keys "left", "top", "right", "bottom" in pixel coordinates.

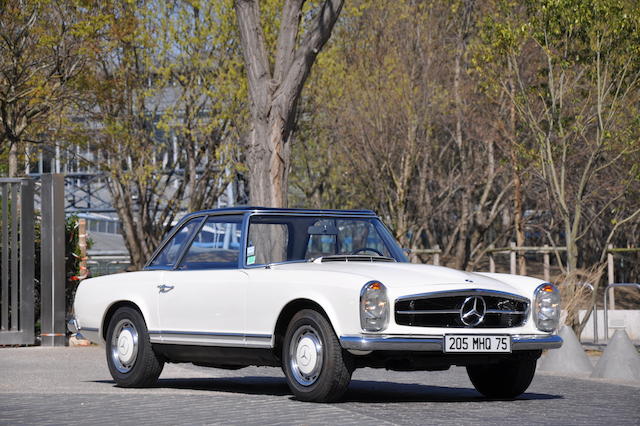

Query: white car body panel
[
  {"left": 254, "top": 263, "right": 546, "bottom": 336},
  {"left": 155, "top": 269, "right": 250, "bottom": 347},
  {"left": 245, "top": 268, "right": 360, "bottom": 340},
  {"left": 74, "top": 262, "right": 550, "bottom": 345},
  {"left": 73, "top": 270, "right": 162, "bottom": 343}
]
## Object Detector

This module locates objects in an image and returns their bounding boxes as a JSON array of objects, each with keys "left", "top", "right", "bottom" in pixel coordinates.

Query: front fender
[
  {"left": 73, "top": 271, "right": 162, "bottom": 345},
  {"left": 98, "top": 298, "right": 158, "bottom": 344}
]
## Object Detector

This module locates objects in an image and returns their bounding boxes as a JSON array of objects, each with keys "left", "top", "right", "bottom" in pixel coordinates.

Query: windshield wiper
[{"left": 311, "top": 255, "right": 396, "bottom": 263}]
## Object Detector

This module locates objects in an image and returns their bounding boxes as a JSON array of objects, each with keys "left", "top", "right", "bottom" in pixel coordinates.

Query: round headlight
[
  {"left": 360, "top": 281, "right": 389, "bottom": 332},
  {"left": 533, "top": 283, "right": 560, "bottom": 332}
]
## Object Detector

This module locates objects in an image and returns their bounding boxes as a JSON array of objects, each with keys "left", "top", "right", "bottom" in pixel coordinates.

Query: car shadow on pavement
[
  {"left": 342, "top": 380, "right": 562, "bottom": 403},
  {"left": 94, "top": 376, "right": 291, "bottom": 396},
  {"left": 159, "top": 376, "right": 292, "bottom": 395},
  {"left": 93, "top": 377, "right": 562, "bottom": 403}
]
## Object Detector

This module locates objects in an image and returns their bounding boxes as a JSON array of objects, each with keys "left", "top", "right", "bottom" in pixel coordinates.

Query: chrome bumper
[
  {"left": 67, "top": 317, "right": 87, "bottom": 340},
  {"left": 67, "top": 318, "right": 79, "bottom": 334},
  {"left": 339, "top": 334, "right": 563, "bottom": 352}
]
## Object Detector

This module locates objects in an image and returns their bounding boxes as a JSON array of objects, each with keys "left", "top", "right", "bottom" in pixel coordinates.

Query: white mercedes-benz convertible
[{"left": 69, "top": 207, "right": 562, "bottom": 402}]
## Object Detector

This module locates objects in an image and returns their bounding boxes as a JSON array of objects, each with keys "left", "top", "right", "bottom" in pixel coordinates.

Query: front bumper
[
  {"left": 67, "top": 318, "right": 79, "bottom": 334},
  {"left": 67, "top": 317, "right": 91, "bottom": 340},
  {"left": 340, "top": 334, "right": 562, "bottom": 352}
]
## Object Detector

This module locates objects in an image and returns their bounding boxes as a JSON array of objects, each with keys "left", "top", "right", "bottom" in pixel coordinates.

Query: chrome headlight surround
[
  {"left": 533, "top": 283, "right": 561, "bottom": 332},
  {"left": 360, "top": 281, "right": 389, "bottom": 332}
]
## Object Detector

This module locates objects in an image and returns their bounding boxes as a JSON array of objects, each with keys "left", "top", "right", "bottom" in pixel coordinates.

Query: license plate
[{"left": 444, "top": 335, "right": 511, "bottom": 353}]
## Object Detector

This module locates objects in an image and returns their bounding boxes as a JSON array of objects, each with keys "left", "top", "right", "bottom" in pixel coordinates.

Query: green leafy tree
[
  {"left": 74, "top": 0, "right": 246, "bottom": 268},
  {"left": 510, "top": 0, "right": 640, "bottom": 271},
  {"left": 473, "top": 0, "right": 640, "bottom": 332},
  {"left": 0, "top": 0, "right": 86, "bottom": 176}
]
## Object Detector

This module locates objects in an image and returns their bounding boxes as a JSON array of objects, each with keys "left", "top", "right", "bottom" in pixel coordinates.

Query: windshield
[{"left": 246, "top": 215, "right": 407, "bottom": 265}]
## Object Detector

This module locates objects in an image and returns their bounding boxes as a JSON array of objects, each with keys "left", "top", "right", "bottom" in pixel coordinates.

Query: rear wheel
[
  {"left": 282, "top": 309, "right": 352, "bottom": 402},
  {"left": 466, "top": 357, "right": 537, "bottom": 399},
  {"left": 106, "top": 307, "right": 164, "bottom": 387}
]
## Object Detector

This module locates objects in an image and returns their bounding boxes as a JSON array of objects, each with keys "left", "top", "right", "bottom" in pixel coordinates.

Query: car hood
[{"left": 271, "top": 261, "right": 537, "bottom": 295}]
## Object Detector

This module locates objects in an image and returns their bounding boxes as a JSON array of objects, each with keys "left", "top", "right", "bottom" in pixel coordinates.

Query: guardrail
[
  {"left": 487, "top": 244, "right": 567, "bottom": 281},
  {"left": 410, "top": 246, "right": 441, "bottom": 265},
  {"left": 603, "top": 283, "right": 640, "bottom": 341},
  {"left": 410, "top": 244, "right": 638, "bottom": 293},
  {"left": 575, "top": 282, "right": 599, "bottom": 344},
  {"left": 606, "top": 245, "right": 640, "bottom": 309}
]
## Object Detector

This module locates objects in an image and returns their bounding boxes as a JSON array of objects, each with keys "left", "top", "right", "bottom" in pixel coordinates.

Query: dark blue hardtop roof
[
  {"left": 144, "top": 207, "right": 406, "bottom": 269},
  {"left": 180, "top": 206, "right": 377, "bottom": 221}
]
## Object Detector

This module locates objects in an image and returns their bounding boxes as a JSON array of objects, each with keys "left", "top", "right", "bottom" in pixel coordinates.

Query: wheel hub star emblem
[{"left": 301, "top": 346, "right": 312, "bottom": 364}]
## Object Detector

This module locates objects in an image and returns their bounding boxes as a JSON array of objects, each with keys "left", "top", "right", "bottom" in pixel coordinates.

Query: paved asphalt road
[{"left": 0, "top": 346, "right": 638, "bottom": 425}]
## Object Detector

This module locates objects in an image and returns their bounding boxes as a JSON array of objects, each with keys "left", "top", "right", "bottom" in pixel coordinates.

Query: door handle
[{"left": 157, "top": 284, "right": 175, "bottom": 293}]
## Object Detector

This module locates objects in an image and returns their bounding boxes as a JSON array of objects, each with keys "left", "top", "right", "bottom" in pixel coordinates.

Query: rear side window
[
  {"left": 178, "top": 215, "right": 243, "bottom": 270},
  {"left": 148, "top": 217, "right": 203, "bottom": 268},
  {"left": 247, "top": 223, "right": 289, "bottom": 265}
]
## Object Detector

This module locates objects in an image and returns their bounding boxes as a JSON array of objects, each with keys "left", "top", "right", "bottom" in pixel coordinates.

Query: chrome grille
[{"left": 395, "top": 290, "right": 529, "bottom": 328}]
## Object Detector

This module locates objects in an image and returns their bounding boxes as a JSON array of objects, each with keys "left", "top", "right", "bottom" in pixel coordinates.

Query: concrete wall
[{"left": 578, "top": 309, "right": 640, "bottom": 342}]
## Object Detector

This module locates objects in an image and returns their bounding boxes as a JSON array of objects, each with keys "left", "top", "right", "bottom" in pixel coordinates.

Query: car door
[{"left": 156, "top": 215, "right": 250, "bottom": 347}]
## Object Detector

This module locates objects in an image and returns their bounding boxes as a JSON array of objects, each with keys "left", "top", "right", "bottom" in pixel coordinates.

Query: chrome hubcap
[
  {"left": 289, "top": 325, "right": 323, "bottom": 386},
  {"left": 110, "top": 319, "right": 139, "bottom": 373}
]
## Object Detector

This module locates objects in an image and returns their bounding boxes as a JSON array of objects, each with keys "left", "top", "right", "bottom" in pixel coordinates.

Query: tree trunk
[
  {"left": 566, "top": 221, "right": 579, "bottom": 272},
  {"left": 509, "top": 75, "right": 526, "bottom": 275},
  {"left": 235, "top": 0, "right": 344, "bottom": 207},
  {"left": 512, "top": 161, "right": 526, "bottom": 275},
  {"left": 110, "top": 181, "right": 146, "bottom": 269},
  {"left": 452, "top": 5, "right": 472, "bottom": 270},
  {"left": 8, "top": 143, "right": 18, "bottom": 177},
  {"left": 247, "top": 113, "right": 289, "bottom": 207}
]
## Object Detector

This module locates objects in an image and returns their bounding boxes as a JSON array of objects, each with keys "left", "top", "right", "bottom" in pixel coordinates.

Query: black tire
[
  {"left": 105, "top": 307, "right": 164, "bottom": 387},
  {"left": 466, "top": 357, "right": 537, "bottom": 399},
  {"left": 282, "top": 309, "right": 353, "bottom": 402}
]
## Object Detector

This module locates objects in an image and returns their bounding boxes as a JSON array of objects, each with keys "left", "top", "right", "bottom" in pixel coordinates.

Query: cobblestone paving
[{"left": 0, "top": 347, "right": 638, "bottom": 425}]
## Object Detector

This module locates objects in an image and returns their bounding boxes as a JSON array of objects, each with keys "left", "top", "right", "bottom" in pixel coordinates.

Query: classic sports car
[{"left": 69, "top": 207, "right": 562, "bottom": 402}]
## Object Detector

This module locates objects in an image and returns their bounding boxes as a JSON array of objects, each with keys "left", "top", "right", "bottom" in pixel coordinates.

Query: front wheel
[
  {"left": 106, "top": 307, "right": 164, "bottom": 387},
  {"left": 282, "top": 309, "right": 353, "bottom": 402},
  {"left": 466, "top": 357, "right": 537, "bottom": 399}
]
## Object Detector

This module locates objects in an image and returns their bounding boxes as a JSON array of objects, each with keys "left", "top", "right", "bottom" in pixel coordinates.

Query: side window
[
  {"left": 247, "top": 223, "right": 289, "bottom": 265},
  {"left": 178, "top": 215, "right": 242, "bottom": 270},
  {"left": 149, "top": 217, "right": 203, "bottom": 268}
]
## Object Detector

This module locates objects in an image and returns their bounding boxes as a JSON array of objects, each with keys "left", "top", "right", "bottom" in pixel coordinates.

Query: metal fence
[
  {"left": 0, "top": 175, "right": 66, "bottom": 347},
  {"left": 40, "top": 174, "right": 66, "bottom": 346},
  {"left": 0, "top": 179, "right": 35, "bottom": 345}
]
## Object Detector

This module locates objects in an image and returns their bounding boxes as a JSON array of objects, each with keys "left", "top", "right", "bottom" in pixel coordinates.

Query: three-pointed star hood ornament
[{"left": 460, "top": 296, "right": 486, "bottom": 327}]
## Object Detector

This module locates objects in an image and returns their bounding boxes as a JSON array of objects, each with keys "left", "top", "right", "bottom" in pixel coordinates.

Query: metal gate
[{"left": 0, "top": 178, "right": 35, "bottom": 345}]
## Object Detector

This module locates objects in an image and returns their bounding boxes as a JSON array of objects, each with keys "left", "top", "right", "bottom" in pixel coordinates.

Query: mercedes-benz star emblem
[{"left": 460, "top": 296, "right": 486, "bottom": 327}]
